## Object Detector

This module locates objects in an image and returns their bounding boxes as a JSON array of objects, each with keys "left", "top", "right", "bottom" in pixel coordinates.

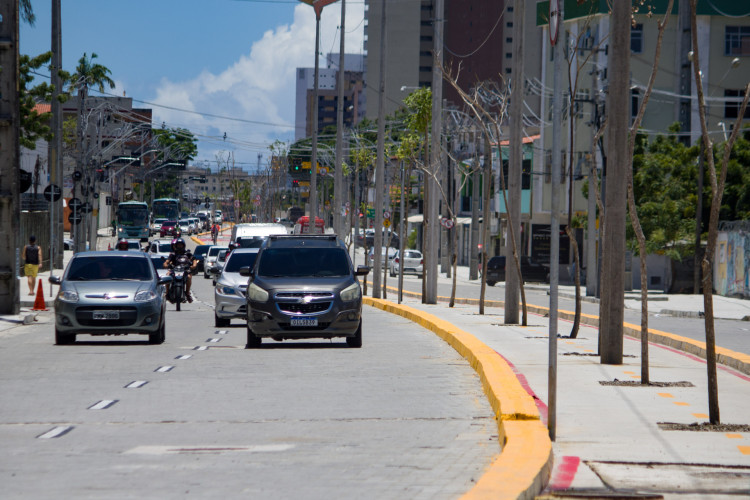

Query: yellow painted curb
[
  {"left": 368, "top": 281, "right": 750, "bottom": 376},
  {"left": 364, "top": 297, "right": 552, "bottom": 499}
]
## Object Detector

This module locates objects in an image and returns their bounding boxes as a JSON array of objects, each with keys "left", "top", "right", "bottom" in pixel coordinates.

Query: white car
[
  {"left": 368, "top": 246, "right": 398, "bottom": 265},
  {"left": 389, "top": 249, "right": 424, "bottom": 277},
  {"left": 178, "top": 219, "right": 193, "bottom": 235},
  {"left": 148, "top": 239, "right": 174, "bottom": 258},
  {"left": 151, "top": 218, "right": 167, "bottom": 236},
  {"left": 204, "top": 245, "right": 228, "bottom": 279}
]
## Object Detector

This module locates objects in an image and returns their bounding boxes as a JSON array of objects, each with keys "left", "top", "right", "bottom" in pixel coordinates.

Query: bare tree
[{"left": 689, "top": 0, "right": 750, "bottom": 424}]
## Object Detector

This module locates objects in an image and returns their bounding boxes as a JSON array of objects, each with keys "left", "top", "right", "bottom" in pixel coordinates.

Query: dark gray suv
[{"left": 241, "top": 235, "right": 370, "bottom": 348}]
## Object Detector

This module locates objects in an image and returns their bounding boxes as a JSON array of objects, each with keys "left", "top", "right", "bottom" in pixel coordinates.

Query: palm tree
[
  {"left": 21, "top": 0, "right": 35, "bottom": 25},
  {"left": 69, "top": 52, "right": 115, "bottom": 95}
]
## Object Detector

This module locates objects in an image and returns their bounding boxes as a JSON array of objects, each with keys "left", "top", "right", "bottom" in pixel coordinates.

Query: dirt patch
[
  {"left": 598, "top": 380, "right": 694, "bottom": 387},
  {"left": 658, "top": 422, "right": 750, "bottom": 432}
]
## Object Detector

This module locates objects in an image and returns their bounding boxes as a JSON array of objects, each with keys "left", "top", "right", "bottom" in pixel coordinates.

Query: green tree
[
  {"left": 153, "top": 127, "right": 198, "bottom": 163},
  {"left": 67, "top": 52, "right": 115, "bottom": 95},
  {"left": 21, "top": 0, "right": 34, "bottom": 25},
  {"left": 20, "top": 52, "right": 54, "bottom": 149}
]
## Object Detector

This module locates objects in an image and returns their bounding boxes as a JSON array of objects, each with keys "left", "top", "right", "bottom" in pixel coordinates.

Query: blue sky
[{"left": 20, "top": 0, "right": 365, "bottom": 172}]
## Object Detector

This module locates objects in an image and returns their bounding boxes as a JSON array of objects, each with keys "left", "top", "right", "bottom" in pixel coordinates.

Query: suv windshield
[{"left": 258, "top": 247, "right": 350, "bottom": 277}]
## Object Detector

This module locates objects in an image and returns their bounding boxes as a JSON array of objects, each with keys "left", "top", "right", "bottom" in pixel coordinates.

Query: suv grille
[
  {"left": 275, "top": 292, "right": 333, "bottom": 299},
  {"left": 278, "top": 302, "right": 331, "bottom": 314}
]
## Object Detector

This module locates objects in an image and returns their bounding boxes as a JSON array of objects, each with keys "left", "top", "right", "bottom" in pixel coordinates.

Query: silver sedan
[
  {"left": 214, "top": 248, "right": 259, "bottom": 327},
  {"left": 50, "top": 251, "right": 170, "bottom": 345}
]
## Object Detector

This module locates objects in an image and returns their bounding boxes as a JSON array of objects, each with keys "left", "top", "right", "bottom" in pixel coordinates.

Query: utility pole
[
  {"left": 506, "top": 0, "right": 525, "bottom": 324},
  {"left": 549, "top": 0, "right": 564, "bottom": 442},
  {"left": 469, "top": 126, "right": 480, "bottom": 280},
  {"left": 425, "top": 0, "right": 444, "bottom": 304},
  {"left": 0, "top": 1, "right": 20, "bottom": 314},
  {"left": 50, "top": 0, "right": 63, "bottom": 268},
  {"left": 599, "top": 0, "right": 630, "bottom": 365},
  {"left": 372, "top": 0, "right": 387, "bottom": 298},
  {"left": 334, "top": 0, "right": 346, "bottom": 238}
]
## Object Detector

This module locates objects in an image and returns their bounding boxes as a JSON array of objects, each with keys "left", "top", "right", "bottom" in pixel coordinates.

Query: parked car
[
  {"left": 193, "top": 244, "right": 211, "bottom": 273},
  {"left": 63, "top": 237, "right": 74, "bottom": 250},
  {"left": 368, "top": 246, "right": 398, "bottom": 265},
  {"left": 389, "top": 249, "right": 424, "bottom": 277},
  {"left": 362, "top": 229, "right": 399, "bottom": 248},
  {"left": 151, "top": 218, "right": 167, "bottom": 236},
  {"left": 214, "top": 248, "right": 260, "bottom": 327},
  {"left": 148, "top": 239, "right": 174, "bottom": 258},
  {"left": 241, "top": 234, "right": 370, "bottom": 348},
  {"left": 483, "top": 255, "right": 549, "bottom": 286},
  {"left": 204, "top": 245, "right": 228, "bottom": 279},
  {"left": 49, "top": 251, "right": 170, "bottom": 345},
  {"left": 159, "top": 220, "right": 177, "bottom": 238}
]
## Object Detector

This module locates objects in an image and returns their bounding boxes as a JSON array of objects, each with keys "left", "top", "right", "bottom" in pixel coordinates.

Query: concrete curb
[
  {"left": 364, "top": 298, "right": 552, "bottom": 500},
  {"left": 374, "top": 283, "right": 750, "bottom": 377}
]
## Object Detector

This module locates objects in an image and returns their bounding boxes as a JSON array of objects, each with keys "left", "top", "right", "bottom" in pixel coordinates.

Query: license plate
[
  {"left": 93, "top": 310, "right": 120, "bottom": 320},
  {"left": 290, "top": 317, "right": 318, "bottom": 327}
]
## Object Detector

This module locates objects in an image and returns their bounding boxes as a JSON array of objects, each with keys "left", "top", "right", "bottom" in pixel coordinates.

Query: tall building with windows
[{"left": 294, "top": 53, "right": 366, "bottom": 141}]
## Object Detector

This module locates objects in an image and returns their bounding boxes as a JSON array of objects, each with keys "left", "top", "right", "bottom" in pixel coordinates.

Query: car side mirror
[
  {"left": 49, "top": 275, "right": 61, "bottom": 285},
  {"left": 239, "top": 266, "right": 252, "bottom": 277},
  {"left": 355, "top": 266, "right": 370, "bottom": 276},
  {"left": 158, "top": 276, "right": 173, "bottom": 285}
]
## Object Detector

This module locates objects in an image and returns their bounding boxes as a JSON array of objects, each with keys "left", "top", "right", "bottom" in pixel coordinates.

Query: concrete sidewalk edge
[
  {"left": 374, "top": 283, "right": 750, "bottom": 377},
  {"left": 364, "top": 298, "right": 553, "bottom": 500}
]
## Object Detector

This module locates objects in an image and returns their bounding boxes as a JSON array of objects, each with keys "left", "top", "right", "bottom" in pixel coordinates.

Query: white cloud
[{"left": 151, "top": 3, "right": 365, "bottom": 169}]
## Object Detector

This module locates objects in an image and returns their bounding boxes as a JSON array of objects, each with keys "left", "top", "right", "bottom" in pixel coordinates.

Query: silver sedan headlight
[
  {"left": 216, "top": 283, "right": 241, "bottom": 296},
  {"left": 134, "top": 290, "right": 158, "bottom": 302},
  {"left": 58, "top": 290, "right": 79, "bottom": 303},
  {"left": 340, "top": 282, "right": 361, "bottom": 302},
  {"left": 246, "top": 282, "right": 269, "bottom": 302}
]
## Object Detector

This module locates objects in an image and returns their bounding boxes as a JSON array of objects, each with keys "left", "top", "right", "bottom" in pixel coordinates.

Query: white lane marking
[
  {"left": 155, "top": 366, "right": 174, "bottom": 372},
  {"left": 207, "top": 338, "right": 221, "bottom": 343},
  {"left": 215, "top": 330, "right": 228, "bottom": 335},
  {"left": 193, "top": 346, "right": 208, "bottom": 351},
  {"left": 37, "top": 426, "right": 74, "bottom": 439},
  {"left": 88, "top": 400, "right": 118, "bottom": 410},
  {"left": 125, "top": 381, "right": 149, "bottom": 389},
  {"left": 125, "top": 444, "right": 296, "bottom": 455},
  {"left": 175, "top": 355, "right": 192, "bottom": 360}
]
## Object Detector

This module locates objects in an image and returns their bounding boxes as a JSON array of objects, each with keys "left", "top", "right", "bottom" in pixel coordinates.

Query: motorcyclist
[
  {"left": 164, "top": 238, "right": 197, "bottom": 303},
  {"left": 211, "top": 223, "right": 219, "bottom": 245},
  {"left": 115, "top": 238, "right": 129, "bottom": 251}
]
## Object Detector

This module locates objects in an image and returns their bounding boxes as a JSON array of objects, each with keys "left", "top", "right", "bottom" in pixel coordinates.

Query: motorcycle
[{"left": 167, "top": 262, "right": 190, "bottom": 311}]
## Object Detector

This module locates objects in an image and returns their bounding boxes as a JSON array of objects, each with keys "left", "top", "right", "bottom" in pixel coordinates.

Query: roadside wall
[{"left": 715, "top": 223, "right": 750, "bottom": 298}]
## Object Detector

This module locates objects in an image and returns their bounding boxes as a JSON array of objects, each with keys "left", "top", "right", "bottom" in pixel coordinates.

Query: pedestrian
[{"left": 22, "top": 235, "right": 43, "bottom": 296}]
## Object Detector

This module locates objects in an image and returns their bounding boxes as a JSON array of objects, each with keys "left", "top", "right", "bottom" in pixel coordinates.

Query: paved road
[{"left": 0, "top": 250, "right": 496, "bottom": 499}]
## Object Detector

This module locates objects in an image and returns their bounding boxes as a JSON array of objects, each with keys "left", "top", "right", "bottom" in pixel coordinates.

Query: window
[
  {"left": 505, "top": 52, "right": 512, "bottom": 59},
  {"left": 724, "top": 89, "right": 750, "bottom": 119},
  {"left": 507, "top": 22, "right": 513, "bottom": 28},
  {"left": 725, "top": 26, "right": 750, "bottom": 56},
  {"left": 631, "top": 24, "right": 643, "bottom": 53},
  {"left": 506, "top": 37, "right": 513, "bottom": 44},
  {"left": 631, "top": 88, "right": 641, "bottom": 121}
]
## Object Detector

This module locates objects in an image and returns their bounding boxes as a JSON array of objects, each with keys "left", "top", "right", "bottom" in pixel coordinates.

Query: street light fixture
[{"left": 298, "top": 0, "right": 340, "bottom": 232}]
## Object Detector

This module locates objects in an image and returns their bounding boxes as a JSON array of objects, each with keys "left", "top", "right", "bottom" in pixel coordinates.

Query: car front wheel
[
  {"left": 215, "top": 313, "right": 230, "bottom": 328},
  {"left": 245, "top": 325, "right": 261, "bottom": 348},
  {"left": 346, "top": 321, "right": 362, "bottom": 348},
  {"left": 55, "top": 328, "right": 75, "bottom": 345}
]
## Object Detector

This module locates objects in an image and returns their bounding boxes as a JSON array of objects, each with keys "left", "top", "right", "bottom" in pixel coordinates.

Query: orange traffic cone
[
  {"left": 32, "top": 279, "right": 48, "bottom": 311},
  {"left": 108, "top": 243, "right": 112, "bottom": 250}
]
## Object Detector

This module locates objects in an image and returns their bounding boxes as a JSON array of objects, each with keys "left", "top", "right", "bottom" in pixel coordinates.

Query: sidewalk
[{"left": 365, "top": 293, "right": 750, "bottom": 497}]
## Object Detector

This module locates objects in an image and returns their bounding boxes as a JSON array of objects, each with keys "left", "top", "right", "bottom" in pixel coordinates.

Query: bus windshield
[
  {"left": 118, "top": 205, "right": 149, "bottom": 226},
  {"left": 152, "top": 199, "right": 180, "bottom": 220}
]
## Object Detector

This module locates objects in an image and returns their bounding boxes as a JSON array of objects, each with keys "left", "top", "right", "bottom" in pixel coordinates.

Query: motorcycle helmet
[
  {"left": 116, "top": 238, "right": 129, "bottom": 251},
  {"left": 173, "top": 238, "right": 186, "bottom": 253},
  {"left": 228, "top": 241, "right": 237, "bottom": 253}
]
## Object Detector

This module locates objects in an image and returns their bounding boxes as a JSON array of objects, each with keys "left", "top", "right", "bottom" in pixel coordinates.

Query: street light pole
[{"left": 334, "top": 0, "right": 346, "bottom": 238}]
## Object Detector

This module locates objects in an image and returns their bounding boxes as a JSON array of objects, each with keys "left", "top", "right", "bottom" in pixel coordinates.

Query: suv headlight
[
  {"left": 59, "top": 290, "right": 79, "bottom": 303},
  {"left": 134, "top": 290, "right": 157, "bottom": 302},
  {"left": 340, "top": 282, "right": 361, "bottom": 302},
  {"left": 246, "top": 282, "right": 269, "bottom": 302}
]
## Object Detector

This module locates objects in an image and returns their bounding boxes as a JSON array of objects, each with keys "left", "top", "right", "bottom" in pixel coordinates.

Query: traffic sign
[
  {"left": 68, "top": 197, "right": 82, "bottom": 211},
  {"left": 93, "top": 192, "right": 100, "bottom": 199},
  {"left": 383, "top": 220, "right": 391, "bottom": 228},
  {"left": 234, "top": 200, "right": 241, "bottom": 208},
  {"left": 68, "top": 213, "right": 83, "bottom": 225},
  {"left": 384, "top": 211, "right": 391, "bottom": 219},
  {"left": 441, "top": 218, "right": 455, "bottom": 229},
  {"left": 73, "top": 170, "right": 83, "bottom": 181},
  {"left": 81, "top": 202, "right": 93, "bottom": 214},
  {"left": 43, "top": 184, "right": 62, "bottom": 202}
]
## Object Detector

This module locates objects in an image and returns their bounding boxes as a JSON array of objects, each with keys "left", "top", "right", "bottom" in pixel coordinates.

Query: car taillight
[
  {"left": 394, "top": 257, "right": 399, "bottom": 263},
  {"left": 420, "top": 259, "right": 423, "bottom": 265}
]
